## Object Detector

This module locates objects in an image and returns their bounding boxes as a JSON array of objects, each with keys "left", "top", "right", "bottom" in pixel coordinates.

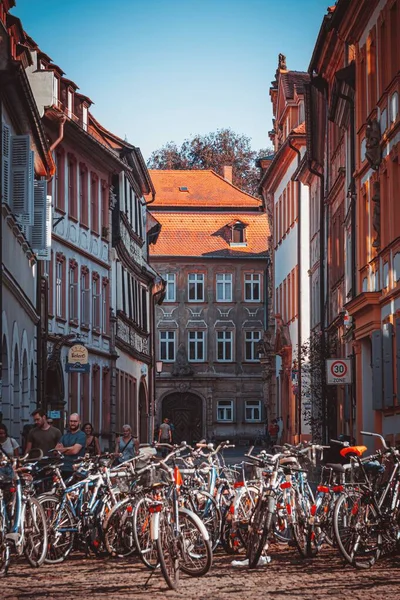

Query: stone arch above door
[{"left": 162, "top": 392, "right": 203, "bottom": 445}]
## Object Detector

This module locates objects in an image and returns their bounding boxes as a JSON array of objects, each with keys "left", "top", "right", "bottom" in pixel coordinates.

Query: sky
[{"left": 12, "top": 0, "right": 327, "bottom": 161}]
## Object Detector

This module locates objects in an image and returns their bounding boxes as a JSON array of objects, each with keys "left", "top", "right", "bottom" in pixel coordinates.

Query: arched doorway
[
  {"left": 162, "top": 392, "right": 203, "bottom": 444},
  {"left": 12, "top": 345, "right": 20, "bottom": 440},
  {"left": 138, "top": 382, "right": 148, "bottom": 443},
  {"left": 1, "top": 336, "right": 10, "bottom": 425}
]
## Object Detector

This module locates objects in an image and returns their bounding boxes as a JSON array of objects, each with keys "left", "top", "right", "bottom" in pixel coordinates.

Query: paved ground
[{"left": 3, "top": 543, "right": 400, "bottom": 600}]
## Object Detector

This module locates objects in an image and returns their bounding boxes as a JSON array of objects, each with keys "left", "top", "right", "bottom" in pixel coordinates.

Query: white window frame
[
  {"left": 81, "top": 273, "right": 90, "bottom": 326},
  {"left": 244, "top": 273, "right": 261, "bottom": 302},
  {"left": 92, "top": 278, "right": 101, "bottom": 330},
  {"left": 245, "top": 331, "right": 261, "bottom": 362},
  {"left": 52, "top": 76, "right": 59, "bottom": 105},
  {"left": 82, "top": 105, "right": 88, "bottom": 132},
  {"left": 188, "top": 273, "right": 204, "bottom": 302},
  {"left": 56, "top": 261, "right": 63, "bottom": 317},
  {"left": 216, "top": 273, "right": 232, "bottom": 302},
  {"left": 160, "top": 331, "right": 176, "bottom": 362},
  {"left": 245, "top": 400, "right": 262, "bottom": 422},
  {"left": 69, "top": 267, "right": 78, "bottom": 321},
  {"left": 188, "top": 331, "right": 205, "bottom": 362},
  {"left": 216, "top": 330, "right": 233, "bottom": 362},
  {"left": 217, "top": 400, "right": 233, "bottom": 422},
  {"left": 165, "top": 273, "right": 176, "bottom": 302},
  {"left": 67, "top": 90, "right": 73, "bottom": 118}
]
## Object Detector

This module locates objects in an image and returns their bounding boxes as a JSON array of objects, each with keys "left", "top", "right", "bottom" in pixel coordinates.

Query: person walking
[
  {"left": 55, "top": 413, "right": 86, "bottom": 479},
  {"left": 158, "top": 418, "right": 172, "bottom": 458},
  {"left": 82, "top": 422, "right": 101, "bottom": 456},
  {"left": 268, "top": 419, "right": 279, "bottom": 449},
  {"left": 115, "top": 424, "right": 138, "bottom": 463},
  {"left": 25, "top": 409, "right": 62, "bottom": 456},
  {"left": 0, "top": 424, "right": 19, "bottom": 458}
]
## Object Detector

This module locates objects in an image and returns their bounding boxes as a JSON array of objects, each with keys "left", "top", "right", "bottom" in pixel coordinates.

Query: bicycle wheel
[
  {"left": 247, "top": 495, "right": 274, "bottom": 569},
  {"left": 133, "top": 497, "right": 158, "bottom": 569},
  {"left": 39, "top": 495, "right": 75, "bottom": 564},
  {"left": 236, "top": 485, "right": 260, "bottom": 550},
  {"left": 291, "top": 491, "right": 309, "bottom": 558},
  {"left": 333, "top": 491, "right": 381, "bottom": 569},
  {"left": 156, "top": 511, "right": 180, "bottom": 590},
  {"left": 23, "top": 497, "right": 48, "bottom": 568},
  {"left": 273, "top": 491, "right": 292, "bottom": 544},
  {"left": 0, "top": 498, "right": 10, "bottom": 578},
  {"left": 178, "top": 509, "right": 212, "bottom": 577},
  {"left": 104, "top": 498, "right": 137, "bottom": 558},
  {"left": 189, "top": 490, "right": 221, "bottom": 552}
]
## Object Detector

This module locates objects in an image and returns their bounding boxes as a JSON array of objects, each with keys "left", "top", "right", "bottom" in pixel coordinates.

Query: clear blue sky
[{"left": 12, "top": 0, "right": 326, "bottom": 160}]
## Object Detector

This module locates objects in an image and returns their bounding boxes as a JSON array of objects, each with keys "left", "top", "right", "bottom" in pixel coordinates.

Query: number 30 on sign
[{"left": 326, "top": 359, "right": 352, "bottom": 385}]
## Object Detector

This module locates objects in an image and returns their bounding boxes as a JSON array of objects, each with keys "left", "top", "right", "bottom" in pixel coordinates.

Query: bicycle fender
[
  {"left": 150, "top": 511, "right": 160, "bottom": 541},
  {"left": 179, "top": 507, "right": 210, "bottom": 541}
]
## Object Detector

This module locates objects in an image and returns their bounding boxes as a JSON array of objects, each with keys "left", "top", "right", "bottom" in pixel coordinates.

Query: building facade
[
  {"left": 1, "top": 3, "right": 54, "bottom": 440},
  {"left": 149, "top": 169, "right": 270, "bottom": 444},
  {"left": 303, "top": 0, "right": 400, "bottom": 446},
  {"left": 259, "top": 56, "right": 311, "bottom": 444}
]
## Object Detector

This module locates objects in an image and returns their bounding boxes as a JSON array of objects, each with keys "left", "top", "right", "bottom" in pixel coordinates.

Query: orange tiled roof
[
  {"left": 148, "top": 170, "right": 262, "bottom": 208},
  {"left": 281, "top": 71, "right": 309, "bottom": 99},
  {"left": 150, "top": 212, "right": 269, "bottom": 258},
  {"left": 292, "top": 121, "right": 306, "bottom": 134}
]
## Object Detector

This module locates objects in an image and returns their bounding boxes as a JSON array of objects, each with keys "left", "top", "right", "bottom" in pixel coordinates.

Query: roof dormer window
[
  {"left": 229, "top": 220, "right": 247, "bottom": 246},
  {"left": 67, "top": 89, "right": 73, "bottom": 118},
  {"left": 179, "top": 186, "right": 189, "bottom": 192},
  {"left": 82, "top": 104, "right": 88, "bottom": 131},
  {"left": 52, "top": 76, "right": 59, "bottom": 106}
]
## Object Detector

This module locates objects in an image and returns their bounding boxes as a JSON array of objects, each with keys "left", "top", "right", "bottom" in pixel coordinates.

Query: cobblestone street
[{"left": 3, "top": 544, "right": 400, "bottom": 600}]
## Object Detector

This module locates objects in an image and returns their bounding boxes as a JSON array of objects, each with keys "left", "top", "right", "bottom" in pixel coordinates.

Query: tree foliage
[{"left": 147, "top": 128, "right": 272, "bottom": 197}]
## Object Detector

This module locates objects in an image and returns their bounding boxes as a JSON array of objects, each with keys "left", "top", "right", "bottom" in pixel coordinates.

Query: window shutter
[
  {"left": 2, "top": 122, "right": 11, "bottom": 204},
  {"left": 85, "top": 286, "right": 91, "bottom": 326},
  {"left": 371, "top": 329, "right": 383, "bottom": 410},
  {"left": 383, "top": 322, "right": 394, "bottom": 408},
  {"left": 10, "top": 135, "right": 34, "bottom": 224},
  {"left": 396, "top": 318, "right": 400, "bottom": 406}
]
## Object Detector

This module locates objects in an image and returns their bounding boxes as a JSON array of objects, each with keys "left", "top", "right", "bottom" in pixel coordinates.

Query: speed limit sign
[{"left": 326, "top": 359, "right": 352, "bottom": 385}]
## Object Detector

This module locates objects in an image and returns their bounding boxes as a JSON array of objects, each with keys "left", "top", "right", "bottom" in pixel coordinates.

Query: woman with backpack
[{"left": 115, "top": 424, "right": 139, "bottom": 463}]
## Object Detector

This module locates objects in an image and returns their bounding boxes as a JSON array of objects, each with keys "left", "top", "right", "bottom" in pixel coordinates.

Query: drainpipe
[
  {"left": 50, "top": 115, "right": 66, "bottom": 153},
  {"left": 338, "top": 90, "right": 356, "bottom": 440},
  {"left": 308, "top": 163, "right": 326, "bottom": 442},
  {"left": 289, "top": 139, "right": 302, "bottom": 441},
  {"left": 0, "top": 105, "right": 3, "bottom": 419}
]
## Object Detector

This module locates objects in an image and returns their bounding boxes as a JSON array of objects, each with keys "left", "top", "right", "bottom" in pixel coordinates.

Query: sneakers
[{"left": 231, "top": 555, "right": 272, "bottom": 567}]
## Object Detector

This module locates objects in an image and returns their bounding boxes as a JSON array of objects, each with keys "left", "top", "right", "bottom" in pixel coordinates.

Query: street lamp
[{"left": 156, "top": 360, "right": 163, "bottom": 376}]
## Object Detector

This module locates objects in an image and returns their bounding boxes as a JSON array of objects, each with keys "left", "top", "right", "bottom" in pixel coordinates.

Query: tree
[{"left": 147, "top": 128, "right": 272, "bottom": 197}]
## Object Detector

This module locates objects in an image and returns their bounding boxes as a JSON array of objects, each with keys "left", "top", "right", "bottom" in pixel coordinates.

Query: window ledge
[
  {"left": 56, "top": 316, "right": 67, "bottom": 324},
  {"left": 81, "top": 324, "right": 90, "bottom": 331},
  {"left": 69, "top": 319, "right": 79, "bottom": 327}
]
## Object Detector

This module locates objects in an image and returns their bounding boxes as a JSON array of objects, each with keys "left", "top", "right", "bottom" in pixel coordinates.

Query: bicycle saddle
[{"left": 340, "top": 445, "right": 367, "bottom": 457}]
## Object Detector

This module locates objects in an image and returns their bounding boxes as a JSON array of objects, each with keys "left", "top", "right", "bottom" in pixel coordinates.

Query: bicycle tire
[
  {"left": 333, "top": 491, "right": 381, "bottom": 569},
  {"left": 23, "top": 496, "right": 48, "bottom": 568},
  {"left": 188, "top": 490, "right": 221, "bottom": 552},
  {"left": 39, "top": 495, "right": 75, "bottom": 564},
  {"left": 291, "top": 491, "right": 309, "bottom": 558},
  {"left": 133, "top": 497, "right": 158, "bottom": 569},
  {"left": 178, "top": 509, "right": 212, "bottom": 577},
  {"left": 156, "top": 512, "right": 180, "bottom": 590},
  {"left": 0, "top": 499, "right": 10, "bottom": 577},
  {"left": 247, "top": 495, "right": 275, "bottom": 568}
]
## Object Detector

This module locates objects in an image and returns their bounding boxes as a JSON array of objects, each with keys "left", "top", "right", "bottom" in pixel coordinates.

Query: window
[
  {"left": 217, "top": 400, "right": 233, "bottom": 422},
  {"left": 91, "top": 174, "right": 99, "bottom": 233},
  {"left": 165, "top": 273, "right": 176, "bottom": 302},
  {"left": 231, "top": 222, "right": 246, "bottom": 244},
  {"left": 82, "top": 105, "right": 88, "bottom": 131},
  {"left": 81, "top": 268, "right": 90, "bottom": 327},
  {"left": 101, "top": 180, "right": 109, "bottom": 235},
  {"left": 216, "top": 273, "right": 232, "bottom": 302},
  {"left": 67, "top": 90, "right": 73, "bottom": 118},
  {"left": 245, "top": 400, "right": 261, "bottom": 422},
  {"left": 188, "top": 331, "right": 205, "bottom": 362},
  {"left": 188, "top": 273, "right": 204, "bottom": 302},
  {"left": 244, "top": 273, "right": 261, "bottom": 301},
  {"left": 55, "top": 149, "right": 65, "bottom": 211},
  {"left": 245, "top": 331, "right": 261, "bottom": 361},
  {"left": 102, "top": 278, "right": 109, "bottom": 334},
  {"left": 52, "top": 76, "right": 59, "bottom": 105},
  {"left": 79, "top": 165, "right": 88, "bottom": 225},
  {"left": 56, "top": 260, "right": 64, "bottom": 318},
  {"left": 92, "top": 273, "right": 101, "bottom": 330},
  {"left": 160, "top": 331, "right": 175, "bottom": 362},
  {"left": 69, "top": 261, "right": 78, "bottom": 322},
  {"left": 68, "top": 155, "right": 77, "bottom": 219},
  {"left": 216, "top": 330, "right": 233, "bottom": 361}
]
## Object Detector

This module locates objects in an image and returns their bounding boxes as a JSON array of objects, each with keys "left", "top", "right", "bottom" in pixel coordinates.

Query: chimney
[{"left": 223, "top": 165, "right": 233, "bottom": 183}]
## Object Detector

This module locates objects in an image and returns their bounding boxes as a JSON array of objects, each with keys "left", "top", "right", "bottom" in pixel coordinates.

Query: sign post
[{"left": 326, "top": 359, "right": 352, "bottom": 385}]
